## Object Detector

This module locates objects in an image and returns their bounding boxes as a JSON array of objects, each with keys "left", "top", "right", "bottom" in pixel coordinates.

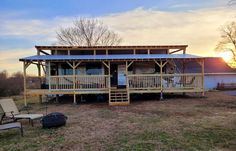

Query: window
[{"left": 86, "top": 64, "right": 102, "bottom": 75}]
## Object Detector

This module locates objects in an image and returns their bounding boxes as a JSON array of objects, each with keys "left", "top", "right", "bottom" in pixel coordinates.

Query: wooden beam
[
  {"left": 154, "top": 60, "right": 166, "bottom": 67},
  {"left": 74, "top": 61, "right": 81, "bottom": 69},
  {"left": 162, "top": 61, "right": 168, "bottom": 67},
  {"left": 127, "top": 61, "right": 134, "bottom": 68},
  {"left": 126, "top": 61, "right": 130, "bottom": 104},
  {"left": 169, "top": 49, "right": 182, "bottom": 54},
  {"left": 37, "top": 63, "right": 42, "bottom": 103},
  {"left": 48, "top": 61, "right": 51, "bottom": 90},
  {"left": 93, "top": 50, "right": 96, "bottom": 55},
  {"left": 154, "top": 60, "right": 161, "bottom": 67},
  {"left": 183, "top": 48, "right": 186, "bottom": 54},
  {"left": 40, "top": 50, "right": 50, "bottom": 55},
  {"left": 108, "top": 61, "right": 111, "bottom": 104},
  {"left": 66, "top": 61, "right": 74, "bottom": 69},
  {"left": 106, "top": 49, "right": 108, "bottom": 55},
  {"left": 102, "top": 61, "right": 109, "bottom": 69},
  {"left": 23, "top": 62, "right": 27, "bottom": 106},
  {"left": 201, "top": 59, "right": 205, "bottom": 96},
  {"left": 160, "top": 61, "right": 163, "bottom": 100},
  {"left": 73, "top": 61, "right": 76, "bottom": 104},
  {"left": 41, "top": 64, "right": 46, "bottom": 75},
  {"left": 37, "top": 48, "right": 40, "bottom": 55},
  {"left": 25, "top": 62, "right": 31, "bottom": 69},
  {"left": 35, "top": 45, "right": 188, "bottom": 51}
]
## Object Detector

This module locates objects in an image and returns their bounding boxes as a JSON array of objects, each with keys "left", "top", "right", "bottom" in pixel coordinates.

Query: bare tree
[
  {"left": 216, "top": 22, "right": 236, "bottom": 60},
  {"left": 0, "top": 70, "right": 23, "bottom": 97},
  {"left": 56, "top": 18, "right": 122, "bottom": 46}
]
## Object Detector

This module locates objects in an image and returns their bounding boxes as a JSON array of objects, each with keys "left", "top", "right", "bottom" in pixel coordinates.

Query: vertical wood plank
[
  {"left": 201, "top": 59, "right": 205, "bottom": 96},
  {"left": 48, "top": 61, "right": 51, "bottom": 91},
  {"left": 23, "top": 62, "right": 27, "bottom": 106}
]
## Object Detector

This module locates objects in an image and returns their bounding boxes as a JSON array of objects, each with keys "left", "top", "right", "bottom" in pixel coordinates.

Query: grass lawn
[{"left": 0, "top": 91, "right": 236, "bottom": 151}]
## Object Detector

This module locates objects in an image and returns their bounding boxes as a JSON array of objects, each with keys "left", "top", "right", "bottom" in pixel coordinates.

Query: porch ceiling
[{"left": 19, "top": 54, "right": 209, "bottom": 62}]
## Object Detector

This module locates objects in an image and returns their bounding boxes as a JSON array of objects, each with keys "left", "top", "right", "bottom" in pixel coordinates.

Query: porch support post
[
  {"left": 73, "top": 61, "right": 76, "bottom": 104},
  {"left": 37, "top": 62, "right": 42, "bottom": 103},
  {"left": 182, "top": 59, "right": 186, "bottom": 95},
  {"left": 48, "top": 61, "right": 51, "bottom": 91},
  {"left": 201, "top": 59, "right": 205, "bottom": 96},
  {"left": 66, "top": 61, "right": 81, "bottom": 104},
  {"left": 160, "top": 60, "right": 163, "bottom": 100},
  {"left": 41, "top": 63, "right": 46, "bottom": 75},
  {"left": 23, "top": 62, "right": 27, "bottom": 106},
  {"left": 154, "top": 60, "right": 167, "bottom": 100},
  {"left": 126, "top": 61, "right": 130, "bottom": 104},
  {"left": 23, "top": 61, "right": 31, "bottom": 106},
  {"left": 108, "top": 62, "right": 111, "bottom": 104},
  {"left": 37, "top": 49, "right": 43, "bottom": 102},
  {"left": 102, "top": 61, "right": 111, "bottom": 104}
]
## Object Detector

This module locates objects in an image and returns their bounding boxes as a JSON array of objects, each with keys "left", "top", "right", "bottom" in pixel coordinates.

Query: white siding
[{"left": 205, "top": 73, "right": 236, "bottom": 90}]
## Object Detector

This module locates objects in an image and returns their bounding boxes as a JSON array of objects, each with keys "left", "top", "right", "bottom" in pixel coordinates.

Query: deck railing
[
  {"left": 127, "top": 73, "right": 203, "bottom": 91},
  {"left": 26, "top": 74, "right": 203, "bottom": 92},
  {"left": 128, "top": 74, "right": 161, "bottom": 89},
  {"left": 50, "top": 75, "right": 109, "bottom": 90},
  {"left": 162, "top": 73, "right": 202, "bottom": 90}
]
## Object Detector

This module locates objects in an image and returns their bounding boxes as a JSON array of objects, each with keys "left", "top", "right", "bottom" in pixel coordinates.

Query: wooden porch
[
  {"left": 21, "top": 53, "right": 205, "bottom": 106},
  {"left": 24, "top": 72, "right": 204, "bottom": 105}
]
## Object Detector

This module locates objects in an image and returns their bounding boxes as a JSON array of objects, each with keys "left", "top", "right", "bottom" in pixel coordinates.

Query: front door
[
  {"left": 110, "top": 64, "right": 127, "bottom": 87},
  {"left": 117, "top": 64, "right": 126, "bottom": 87},
  {"left": 110, "top": 64, "right": 118, "bottom": 87}
]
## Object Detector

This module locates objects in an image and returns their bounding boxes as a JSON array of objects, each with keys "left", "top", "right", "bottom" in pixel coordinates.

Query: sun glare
[{"left": 218, "top": 51, "right": 233, "bottom": 62}]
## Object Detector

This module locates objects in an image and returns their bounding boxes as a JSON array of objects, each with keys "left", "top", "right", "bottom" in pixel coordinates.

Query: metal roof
[{"left": 20, "top": 54, "right": 206, "bottom": 62}]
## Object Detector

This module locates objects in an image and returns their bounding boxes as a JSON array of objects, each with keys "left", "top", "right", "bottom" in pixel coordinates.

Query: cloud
[
  {"left": 170, "top": 3, "right": 191, "bottom": 9},
  {"left": 1, "top": 7, "right": 236, "bottom": 74},
  {"left": 0, "top": 16, "right": 75, "bottom": 44},
  {"left": 101, "top": 7, "right": 236, "bottom": 56}
]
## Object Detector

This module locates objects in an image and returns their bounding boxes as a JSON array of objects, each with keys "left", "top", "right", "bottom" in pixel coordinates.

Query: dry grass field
[{"left": 0, "top": 91, "right": 236, "bottom": 151}]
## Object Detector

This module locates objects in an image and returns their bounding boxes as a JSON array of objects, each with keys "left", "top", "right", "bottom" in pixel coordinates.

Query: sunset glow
[
  {"left": 0, "top": 1, "right": 236, "bottom": 74},
  {"left": 218, "top": 51, "right": 234, "bottom": 62}
]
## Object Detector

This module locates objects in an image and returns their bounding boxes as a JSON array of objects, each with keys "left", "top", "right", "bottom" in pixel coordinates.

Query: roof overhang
[
  {"left": 20, "top": 54, "right": 207, "bottom": 62},
  {"left": 35, "top": 45, "right": 188, "bottom": 50}
]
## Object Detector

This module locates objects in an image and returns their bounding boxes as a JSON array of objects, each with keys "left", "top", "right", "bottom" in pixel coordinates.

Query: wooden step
[
  {"left": 109, "top": 88, "right": 129, "bottom": 105},
  {"left": 109, "top": 101, "right": 129, "bottom": 106}
]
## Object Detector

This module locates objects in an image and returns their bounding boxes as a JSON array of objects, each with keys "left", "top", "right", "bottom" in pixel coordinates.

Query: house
[
  {"left": 19, "top": 45, "right": 206, "bottom": 106},
  {"left": 178, "top": 57, "right": 236, "bottom": 90},
  {"left": 204, "top": 58, "right": 236, "bottom": 90}
]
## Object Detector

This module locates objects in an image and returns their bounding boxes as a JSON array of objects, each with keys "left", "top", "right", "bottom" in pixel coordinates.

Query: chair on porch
[
  {"left": 0, "top": 98, "right": 43, "bottom": 126},
  {"left": 176, "top": 76, "right": 196, "bottom": 87},
  {"left": 0, "top": 110, "right": 23, "bottom": 137}
]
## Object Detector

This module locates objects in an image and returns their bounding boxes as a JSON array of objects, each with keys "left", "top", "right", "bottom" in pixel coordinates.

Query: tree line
[{"left": 0, "top": 70, "right": 24, "bottom": 97}]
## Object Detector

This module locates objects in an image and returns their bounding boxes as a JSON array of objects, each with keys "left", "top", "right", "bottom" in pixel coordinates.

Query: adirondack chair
[
  {"left": 0, "top": 112, "right": 23, "bottom": 136},
  {"left": 0, "top": 98, "right": 43, "bottom": 126}
]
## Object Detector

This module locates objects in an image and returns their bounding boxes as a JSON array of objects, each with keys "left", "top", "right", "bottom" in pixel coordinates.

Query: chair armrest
[{"left": 0, "top": 112, "right": 5, "bottom": 124}]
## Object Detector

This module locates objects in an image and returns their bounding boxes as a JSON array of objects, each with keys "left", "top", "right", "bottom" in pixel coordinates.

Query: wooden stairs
[{"left": 109, "top": 87, "right": 129, "bottom": 106}]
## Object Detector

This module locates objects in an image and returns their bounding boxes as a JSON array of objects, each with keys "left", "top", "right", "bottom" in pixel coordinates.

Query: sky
[{"left": 0, "top": 0, "right": 236, "bottom": 74}]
